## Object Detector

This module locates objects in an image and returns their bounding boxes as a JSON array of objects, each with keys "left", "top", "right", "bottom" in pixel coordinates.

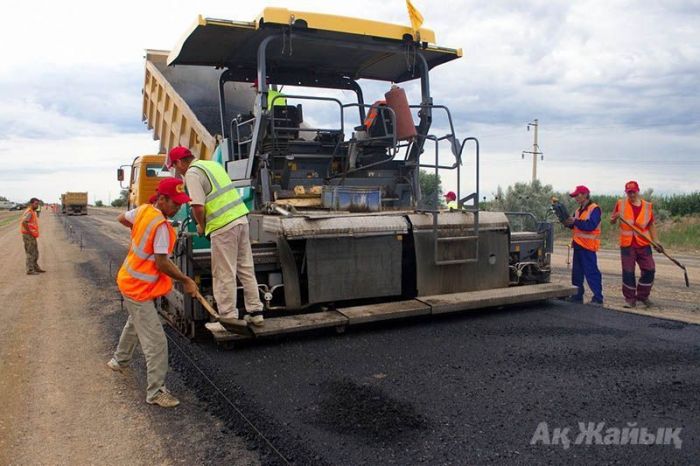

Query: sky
[{"left": 1, "top": 0, "right": 699, "bottom": 204}]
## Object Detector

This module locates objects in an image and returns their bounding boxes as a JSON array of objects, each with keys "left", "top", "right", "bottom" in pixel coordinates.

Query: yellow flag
[{"left": 406, "top": 0, "right": 424, "bottom": 33}]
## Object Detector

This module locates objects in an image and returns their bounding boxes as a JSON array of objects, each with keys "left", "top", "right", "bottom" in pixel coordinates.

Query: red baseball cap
[
  {"left": 444, "top": 191, "right": 456, "bottom": 201},
  {"left": 569, "top": 185, "right": 590, "bottom": 197},
  {"left": 625, "top": 180, "right": 640, "bottom": 193},
  {"left": 166, "top": 146, "right": 193, "bottom": 169},
  {"left": 148, "top": 177, "right": 191, "bottom": 205}
]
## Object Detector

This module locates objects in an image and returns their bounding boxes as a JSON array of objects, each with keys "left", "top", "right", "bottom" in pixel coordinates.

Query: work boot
[
  {"left": 244, "top": 311, "right": 265, "bottom": 327},
  {"left": 107, "top": 358, "right": 126, "bottom": 372},
  {"left": 588, "top": 299, "right": 604, "bottom": 307},
  {"left": 566, "top": 296, "right": 583, "bottom": 304},
  {"left": 26, "top": 271, "right": 39, "bottom": 275},
  {"left": 36, "top": 268, "right": 46, "bottom": 273},
  {"left": 623, "top": 300, "right": 636, "bottom": 309},
  {"left": 147, "top": 390, "right": 180, "bottom": 408},
  {"left": 639, "top": 298, "right": 654, "bottom": 308},
  {"left": 218, "top": 313, "right": 251, "bottom": 335}
]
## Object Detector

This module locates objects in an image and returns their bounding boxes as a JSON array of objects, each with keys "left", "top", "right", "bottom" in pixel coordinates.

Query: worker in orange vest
[
  {"left": 107, "top": 177, "right": 198, "bottom": 408},
  {"left": 20, "top": 197, "right": 45, "bottom": 275},
  {"left": 610, "top": 180, "right": 663, "bottom": 308},
  {"left": 563, "top": 186, "right": 603, "bottom": 305}
]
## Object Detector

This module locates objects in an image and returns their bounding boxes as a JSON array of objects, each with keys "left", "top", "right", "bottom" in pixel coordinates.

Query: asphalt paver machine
[{"left": 141, "top": 8, "right": 574, "bottom": 341}]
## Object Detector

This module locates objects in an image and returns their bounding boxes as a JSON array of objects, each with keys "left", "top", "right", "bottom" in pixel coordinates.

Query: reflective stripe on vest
[
  {"left": 618, "top": 199, "right": 653, "bottom": 247},
  {"left": 20, "top": 208, "right": 39, "bottom": 238},
  {"left": 572, "top": 202, "right": 601, "bottom": 252},
  {"left": 129, "top": 215, "right": 162, "bottom": 262},
  {"left": 191, "top": 160, "right": 249, "bottom": 236},
  {"left": 116, "top": 204, "right": 176, "bottom": 301}
]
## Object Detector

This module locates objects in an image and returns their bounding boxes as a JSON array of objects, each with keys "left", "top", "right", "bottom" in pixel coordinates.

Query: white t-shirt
[{"left": 125, "top": 208, "right": 170, "bottom": 254}]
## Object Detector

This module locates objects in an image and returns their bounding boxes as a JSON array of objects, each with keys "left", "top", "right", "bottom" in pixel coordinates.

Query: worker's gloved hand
[
  {"left": 196, "top": 224, "right": 204, "bottom": 237},
  {"left": 183, "top": 277, "right": 198, "bottom": 297},
  {"left": 654, "top": 243, "right": 665, "bottom": 254},
  {"left": 610, "top": 212, "right": 619, "bottom": 224},
  {"left": 563, "top": 217, "right": 575, "bottom": 227}
]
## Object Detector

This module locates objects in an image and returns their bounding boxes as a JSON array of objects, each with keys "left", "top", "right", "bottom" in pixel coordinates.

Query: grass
[
  {"left": 555, "top": 214, "right": 700, "bottom": 254},
  {"left": 656, "top": 216, "right": 700, "bottom": 253},
  {"left": 0, "top": 212, "right": 20, "bottom": 228}
]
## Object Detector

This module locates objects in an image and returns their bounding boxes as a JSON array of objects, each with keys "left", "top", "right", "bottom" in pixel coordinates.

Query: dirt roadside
[
  {"left": 551, "top": 243, "right": 700, "bottom": 324},
  {"left": 0, "top": 212, "right": 258, "bottom": 465}
]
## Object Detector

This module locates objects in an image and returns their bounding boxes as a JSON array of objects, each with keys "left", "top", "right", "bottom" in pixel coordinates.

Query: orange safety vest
[
  {"left": 117, "top": 204, "right": 176, "bottom": 302},
  {"left": 617, "top": 199, "right": 653, "bottom": 247},
  {"left": 364, "top": 100, "right": 386, "bottom": 129},
  {"left": 572, "top": 202, "right": 601, "bottom": 252},
  {"left": 20, "top": 208, "right": 39, "bottom": 238}
]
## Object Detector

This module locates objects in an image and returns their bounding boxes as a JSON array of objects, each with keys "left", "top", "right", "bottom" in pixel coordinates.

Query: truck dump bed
[
  {"left": 63, "top": 192, "right": 88, "bottom": 215},
  {"left": 142, "top": 50, "right": 256, "bottom": 160}
]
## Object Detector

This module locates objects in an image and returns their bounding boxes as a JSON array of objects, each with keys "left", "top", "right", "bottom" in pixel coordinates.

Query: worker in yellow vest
[
  {"left": 168, "top": 146, "right": 265, "bottom": 328},
  {"left": 108, "top": 177, "right": 197, "bottom": 408},
  {"left": 444, "top": 191, "right": 458, "bottom": 210},
  {"left": 610, "top": 180, "right": 663, "bottom": 308},
  {"left": 563, "top": 185, "right": 603, "bottom": 305},
  {"left": 20, "top": 197, "right": 44, "bottom": 275},
  {"left": 252, "top": 78, "right": 287, "bottom": 109}
]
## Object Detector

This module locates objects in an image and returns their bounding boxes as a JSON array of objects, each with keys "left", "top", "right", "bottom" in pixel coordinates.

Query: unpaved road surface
[
  {"left": 47, "top": 208, "right": 700, "bottom": 465},
  {"left": 552, "top": 243, "right": 700, "bottom": 324},
  {"left": 0, "top": 212, "right": 258, "bottom": 465}
]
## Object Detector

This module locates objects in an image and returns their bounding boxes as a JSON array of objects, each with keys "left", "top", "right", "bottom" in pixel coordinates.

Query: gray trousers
[
  {"left": 23, "top": 234, "right": 39, "bottom": 272},
  {"left": 211, "top": 222, "right": 263, "bottom": 317},
  {"left": 113, "top": 296, "right": 168, "bottom": 402}
]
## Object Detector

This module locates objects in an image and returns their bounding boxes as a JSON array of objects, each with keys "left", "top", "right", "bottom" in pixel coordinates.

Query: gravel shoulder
[
  {"left": 552, "top": 243, "right": 700, "bottom": 324},
  {"left": 0, "top": 212, "right": 259, "bottom": 465}
]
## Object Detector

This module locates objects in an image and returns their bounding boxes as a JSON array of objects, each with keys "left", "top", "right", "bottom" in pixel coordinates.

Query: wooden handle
[
  {"left": 617, "top": 216, "right": 688, "bottom": 275},
  {"left": 195, "top": 291, "right": 219, "bottom": 319}
]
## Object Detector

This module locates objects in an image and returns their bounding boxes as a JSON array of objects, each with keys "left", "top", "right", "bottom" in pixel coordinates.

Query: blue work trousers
[{"left": 571, "top": 244, "right": 603, "bottom": 303}]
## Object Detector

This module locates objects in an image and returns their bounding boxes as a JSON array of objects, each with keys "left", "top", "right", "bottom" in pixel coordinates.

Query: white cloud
[
  {"left": 0, "top": 133, "right": 159, "bottom": 204},
  {"left": 0, "top": 0, "right": 698, "bottom": 199}
]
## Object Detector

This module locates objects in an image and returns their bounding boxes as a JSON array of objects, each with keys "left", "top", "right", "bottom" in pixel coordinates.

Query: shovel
[
  {"left": 194, "top": 291, "right": 252, "bottom": 336},
  {"left": 616, "top": 216, "right": 690, "bottom": 287}
]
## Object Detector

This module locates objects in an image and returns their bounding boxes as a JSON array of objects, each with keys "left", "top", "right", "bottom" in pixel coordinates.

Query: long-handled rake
[{"left": 617, "top": 216, "right": 690, "bottom": 287}]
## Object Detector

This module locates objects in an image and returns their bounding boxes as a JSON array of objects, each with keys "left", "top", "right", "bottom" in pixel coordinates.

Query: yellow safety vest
[
  {"left": 268, "top": 89, "right": 287, "bottom": 108},
  {"left": 446, "top": 200, "right": 458, "bottom": 210},
  {"left": 190, "top": 160, "right": 249, "bottom": 236}
]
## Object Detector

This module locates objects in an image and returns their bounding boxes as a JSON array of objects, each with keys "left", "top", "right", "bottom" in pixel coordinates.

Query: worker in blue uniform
[{"left": 563, "top": 185, "right": 604, "bottom": 306}]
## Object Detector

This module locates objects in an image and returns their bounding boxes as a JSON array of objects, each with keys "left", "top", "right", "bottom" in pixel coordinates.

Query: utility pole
[{"left": 522, "top": 119, "right": 543, "bottom": 183}]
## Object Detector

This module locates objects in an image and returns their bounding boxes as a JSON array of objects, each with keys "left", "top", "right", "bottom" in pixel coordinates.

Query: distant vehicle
[
  {"left": 10, "top": 203, "right": 24, "bottom": 211},
  {"left": 0, "top": 200, "right": 14, "bottom": 210},
  {"left": 62, "top": 192, "right": 88, "bottom": 215}
]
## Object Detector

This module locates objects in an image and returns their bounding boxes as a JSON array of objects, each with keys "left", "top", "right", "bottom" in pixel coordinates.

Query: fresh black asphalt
[{"left": 66, "top": 212, "right": 700, "bottom": 465}]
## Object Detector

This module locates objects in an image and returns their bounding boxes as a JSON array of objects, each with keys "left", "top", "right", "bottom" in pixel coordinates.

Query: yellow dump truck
[
  {"left": 139, "top": 8, "right": 574, "bottom": 341},
  {"left": 118, "top": 154, "right": 170, "bottom": 209},
  {"left": 62, "top": 192, "right": 88, "bottom": 216}
]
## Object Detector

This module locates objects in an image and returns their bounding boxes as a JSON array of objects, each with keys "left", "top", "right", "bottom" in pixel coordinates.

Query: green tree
[
  {"left": 95, "top": 200, "right": 104, "bottom": 207},
  {"left": 111, "top": 189, "right": 129, "bottom": 208},
  {"left": 418, "top": 170, "right": 442, "bottom": 209},
  {"left": 488, "top": 180, "right": 556, "bottom": 221}
]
